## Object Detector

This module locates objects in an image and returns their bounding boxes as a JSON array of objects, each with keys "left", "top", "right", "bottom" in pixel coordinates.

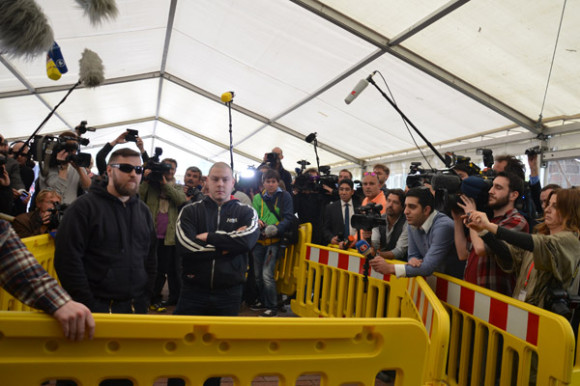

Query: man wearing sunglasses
[{"left": 55, "top": 148, "right": 157, "bottom": 314}]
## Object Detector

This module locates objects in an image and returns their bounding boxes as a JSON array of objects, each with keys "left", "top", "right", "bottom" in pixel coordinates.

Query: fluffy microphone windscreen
[
  {"left": 0, "top": 0, "right": 54, "bottom": 58},
  {"left": 75, "top": 0, "right": 119, "bottom": 25},
  {"left": 79, "top": 49, "right": 105, "bottom": 88}
]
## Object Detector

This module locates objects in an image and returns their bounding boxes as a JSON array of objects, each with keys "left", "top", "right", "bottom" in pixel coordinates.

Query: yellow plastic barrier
[
  {"left": 291, "top": 244, "right": 450, "bottom": 384},
  {"left": 276, "top": 222, "right": 312, "bottom": 296},
  {"left": 428, "top": 273, "right": 575, "bottom": 385},
  {"left": 0, "top": 234, "right": 56, "bottom": 312},
  {"left": 0, "top": 312, "right": 429, "bottom": 385}
]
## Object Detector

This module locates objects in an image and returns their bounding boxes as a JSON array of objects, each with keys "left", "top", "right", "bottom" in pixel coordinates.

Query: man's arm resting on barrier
[
  {"left": 398, "top": 218, "right": 455, "bottom": 278},
  {"left": 53, "top": 300, "right": 95, "bottom": 341},
  {"left": 0, "top": 220, "right": 94, "bottom": 341}
]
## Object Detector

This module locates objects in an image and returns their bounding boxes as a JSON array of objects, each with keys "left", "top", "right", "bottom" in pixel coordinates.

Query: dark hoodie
[
  {"left": 54, "top": 179, "right": 157, "bottom": 310},
  {"left": 176, "top": 196, "right": 260, "bottom": 289}
]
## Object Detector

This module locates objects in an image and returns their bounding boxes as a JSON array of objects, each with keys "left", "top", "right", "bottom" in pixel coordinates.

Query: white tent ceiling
[{"left": 1, "top": 0, "right": 579, "bottom": 178}]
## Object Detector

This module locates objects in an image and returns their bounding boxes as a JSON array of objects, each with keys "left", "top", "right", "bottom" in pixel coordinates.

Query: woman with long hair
[{"left": 466, "top": 188, "right": 580, "bottom": 311}]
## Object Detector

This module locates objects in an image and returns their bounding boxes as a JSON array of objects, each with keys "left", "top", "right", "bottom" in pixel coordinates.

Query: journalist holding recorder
[{"left": 464, "top": 188, "right": 580, "bottom": 314}]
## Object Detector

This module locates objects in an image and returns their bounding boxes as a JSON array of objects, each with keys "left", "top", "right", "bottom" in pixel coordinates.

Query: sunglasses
[{"left": 110, "top": 163, "right": 144, "bottom": 174}]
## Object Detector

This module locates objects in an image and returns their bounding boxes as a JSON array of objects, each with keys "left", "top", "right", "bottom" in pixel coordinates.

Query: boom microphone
[
  {"left": 305, "top": 132, "right": 317, "bottom": 143},
  {"left": 221, "top": 91, "right": 235, "bottom": 103},
  {"left": 79, "top": 49, "right": 105, "bottom": 87},
  {"left": 0, "top": 0, "right": 54, "bottom": 58},
  {"left": 75, "top": 0, "right": 119, "bottom": 25},
  {"left": 344, "top": 71, "right": 377, "bottom": 105}
]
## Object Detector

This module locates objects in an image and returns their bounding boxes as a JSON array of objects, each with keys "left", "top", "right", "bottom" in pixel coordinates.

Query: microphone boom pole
[{"left": 367, "top": 77, "right": 451, "bottom": 167}]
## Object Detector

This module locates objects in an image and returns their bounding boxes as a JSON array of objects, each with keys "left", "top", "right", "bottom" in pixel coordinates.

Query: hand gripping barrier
[
  {"left": 428, "top": 273, "right": 575, "bottom": 385},
  {"left": 0, "top": 312, "right": 429, "bottom": 385},
  {"left": 291, "top": 244, "right": 450, "bottom": 384},
  {"left": 276, "top": 222, "right": 312, "bottom": 296},
  {"left": 0, "top": 234, "right": 56, "bottom": 312}
]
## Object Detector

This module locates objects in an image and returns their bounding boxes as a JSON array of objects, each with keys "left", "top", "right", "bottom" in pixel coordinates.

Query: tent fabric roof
[{"left": 1, "top": 0, "right": 578, "bottom": 176}]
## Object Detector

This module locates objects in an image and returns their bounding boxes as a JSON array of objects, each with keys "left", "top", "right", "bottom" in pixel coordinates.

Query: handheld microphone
[
  {"left": 46, "top": 55, "right": 61, "bottom": 81},
  {"left": 221, "top": 91, "right": 235, "bottom": 103},
  {"left": 305, "top": 132, "right": 317, "bottom": 143},
  {"left": 48, "top": 42, "right": 68, "bottom": 74},
  {"left": 355, "top": 239, "right": 374, "bottom": 259},
  {"left": 344, "top": 71, "right": 377, "bottom": 105}
]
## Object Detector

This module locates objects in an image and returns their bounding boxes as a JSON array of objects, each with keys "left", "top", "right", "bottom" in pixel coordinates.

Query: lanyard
[{"left": 524, "top": 262, "right": 535, "bottom": 288}]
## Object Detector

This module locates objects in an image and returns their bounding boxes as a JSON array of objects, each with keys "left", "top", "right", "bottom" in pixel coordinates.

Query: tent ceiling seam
[{"left": 291, "top": 0, "right": 543, "bottom": 135}]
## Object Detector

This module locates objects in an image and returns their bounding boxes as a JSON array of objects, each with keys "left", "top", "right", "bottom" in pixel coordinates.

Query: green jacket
[{"left": 139, "top": 181, "right": 187, "bottom": 245}]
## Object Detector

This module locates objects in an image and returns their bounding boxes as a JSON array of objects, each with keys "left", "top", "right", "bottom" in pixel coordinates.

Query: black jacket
[
  {"left": 54, "top": 180, "right": 157, "bottom": 310},
  {"left": 176, "top": 196, "right": 260, "bottom": 289}
]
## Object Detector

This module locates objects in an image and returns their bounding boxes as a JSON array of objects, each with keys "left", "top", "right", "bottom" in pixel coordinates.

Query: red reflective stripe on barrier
[
  {"left": 436, "top": 277, "right": 448, "bottom": 302},
  {"left": 319, "top": 249, "right": 329, "bottom": 265},
  {"left": 432, "top": 276, "right": 542, "bottom": 346},
  {"left": 459, "top": 287, "right": 475, "bottom": 314},
  {"left": 526, "top": 312, "right": 539, "bottom": 345},
  {"left": 338, "top": 254, "right": 349, "bottom": 270},
  {"left": 489, "top": 298, "right": 508, "bottom": 330},
  {"left": 306, "top": 246, "right": 312, "bottom": 260}
]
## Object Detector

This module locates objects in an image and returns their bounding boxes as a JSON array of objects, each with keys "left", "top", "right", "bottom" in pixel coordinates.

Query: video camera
[
  {"left": 408, "top": 150, "right": 496, "bottom": 214},
  {"left": 74, "top": 120, "right": 96, "bottom": 135},
  {"left": 351, "top": 202, "right": 386, "bottom": 231},
  {"left": 546, "top": 286, "right": 580, "bottom": 320},
  {"left": 29, "top": 134, "right": 92, "bottom": 175},
  {"left": 264, "top": 152, "right": 279, "bottom": 167},
  {"left": 144, "top": 147, "right": 172, "bottom": 183},
  {"left": 46, "top": 202, "right": 68, "bottom": 230}
]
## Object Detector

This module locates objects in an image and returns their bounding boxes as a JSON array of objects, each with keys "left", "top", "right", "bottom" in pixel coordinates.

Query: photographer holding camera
[
  {"left": 453, "top": 172, "right": 529, "bottom": 296},
  {"left": 260, "top": 147, "right": 292, "bottom": 193},
  {"left": 38, "top": 131, "right": 91, "bottom": 205},
  {"left": 12, "top": 189, "right": 62, "bottom": 239},
  {"left": 140, "top": 157, "right": 186, "bottom": 310},
  {"left": 465, "top": 188, "right": 580, "bottom": 317},
  {"left": 361, "top": 189, "right": 408, "bottom": 261},
  {"left": 0, "top": 134, "right": 26, "bottom": 215},
  {"left": 183, "top": 166, "right": 205, "bottom": 203},
  {"left": 96, "top": 129, "right": 149, "bottom": 175}
]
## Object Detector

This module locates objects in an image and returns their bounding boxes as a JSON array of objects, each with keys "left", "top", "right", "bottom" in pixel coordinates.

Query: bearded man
[{"left": 55, "top": 148, "right": 157, "bottom": 314}]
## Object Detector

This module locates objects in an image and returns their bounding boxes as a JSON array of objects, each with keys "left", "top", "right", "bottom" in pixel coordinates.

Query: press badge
[{"left": 518, "top": 290, "right": 527, "bottom": 301}]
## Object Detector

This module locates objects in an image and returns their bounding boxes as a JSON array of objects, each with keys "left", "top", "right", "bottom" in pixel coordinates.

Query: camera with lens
[
  {"left": 46, "top": 202, "right": 68, "bottom": 230},
  {"left": 74, "top": 120, "right": 96, "bottom": 135},
  {"left": 29, "top": 134, "right": 92, "bottom": 171},
  {"left": 546, "top": 286, "right": 580, "bottom": 320},
  {"left": 351, "top": 202, "right": 386, "bottom": 231},
  {"left": 265, "top": 152, "right": 279, "bottom": 167},
  {"left": 144, "top": 147, "right": 172, "bottom": 183},
  {"left": 319, "top": 165, "right": 339, "bottom": 191},
  {"left": 525, "top": 145, "right": 547, "bottom": 157}
]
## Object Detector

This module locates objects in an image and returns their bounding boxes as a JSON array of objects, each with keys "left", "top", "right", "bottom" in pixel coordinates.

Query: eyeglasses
[
  {"left": 110, "top": 163, "right": 144, "bottom": 174},
  {"left": 363, "top": 172, "right": 377, "bottom": 176}
]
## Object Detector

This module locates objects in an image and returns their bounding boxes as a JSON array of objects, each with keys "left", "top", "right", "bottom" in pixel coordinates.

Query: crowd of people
[{"left": 1, "top": 129, "right": 579, "bottom": 349}]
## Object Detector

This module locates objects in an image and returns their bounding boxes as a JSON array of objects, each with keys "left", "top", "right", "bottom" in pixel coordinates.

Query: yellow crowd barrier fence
[
  {"left": 291, "top": 243, "right": 450, "bottom": 384},
  {"left": 275, "top": 222, "right": 312, "bottom": 296},
  {"left": 0, "top": 312, "right": 429, "bottom": 385},
  {"left": 0, "top": 234, "right": 56, "bottom": 312},
  {"left": 428, "top": 273, "right": 576, "bottom": 385}
]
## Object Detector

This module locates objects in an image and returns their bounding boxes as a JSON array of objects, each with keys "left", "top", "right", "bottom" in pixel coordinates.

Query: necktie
[{"left": 344, "top": 203, "right": 350, "bottom": 236}]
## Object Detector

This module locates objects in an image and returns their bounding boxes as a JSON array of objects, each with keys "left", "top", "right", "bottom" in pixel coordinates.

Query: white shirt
[{"left": 341, "top": 199, "right": 356, "bottom": 237}]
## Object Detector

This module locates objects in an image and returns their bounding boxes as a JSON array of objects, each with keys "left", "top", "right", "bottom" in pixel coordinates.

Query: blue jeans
[
  {"left": 173, "top": 282, "right": 243, "bottom": 316},
  {"left": 253, "top": 243, "right": 281, "bottom": 310}
]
